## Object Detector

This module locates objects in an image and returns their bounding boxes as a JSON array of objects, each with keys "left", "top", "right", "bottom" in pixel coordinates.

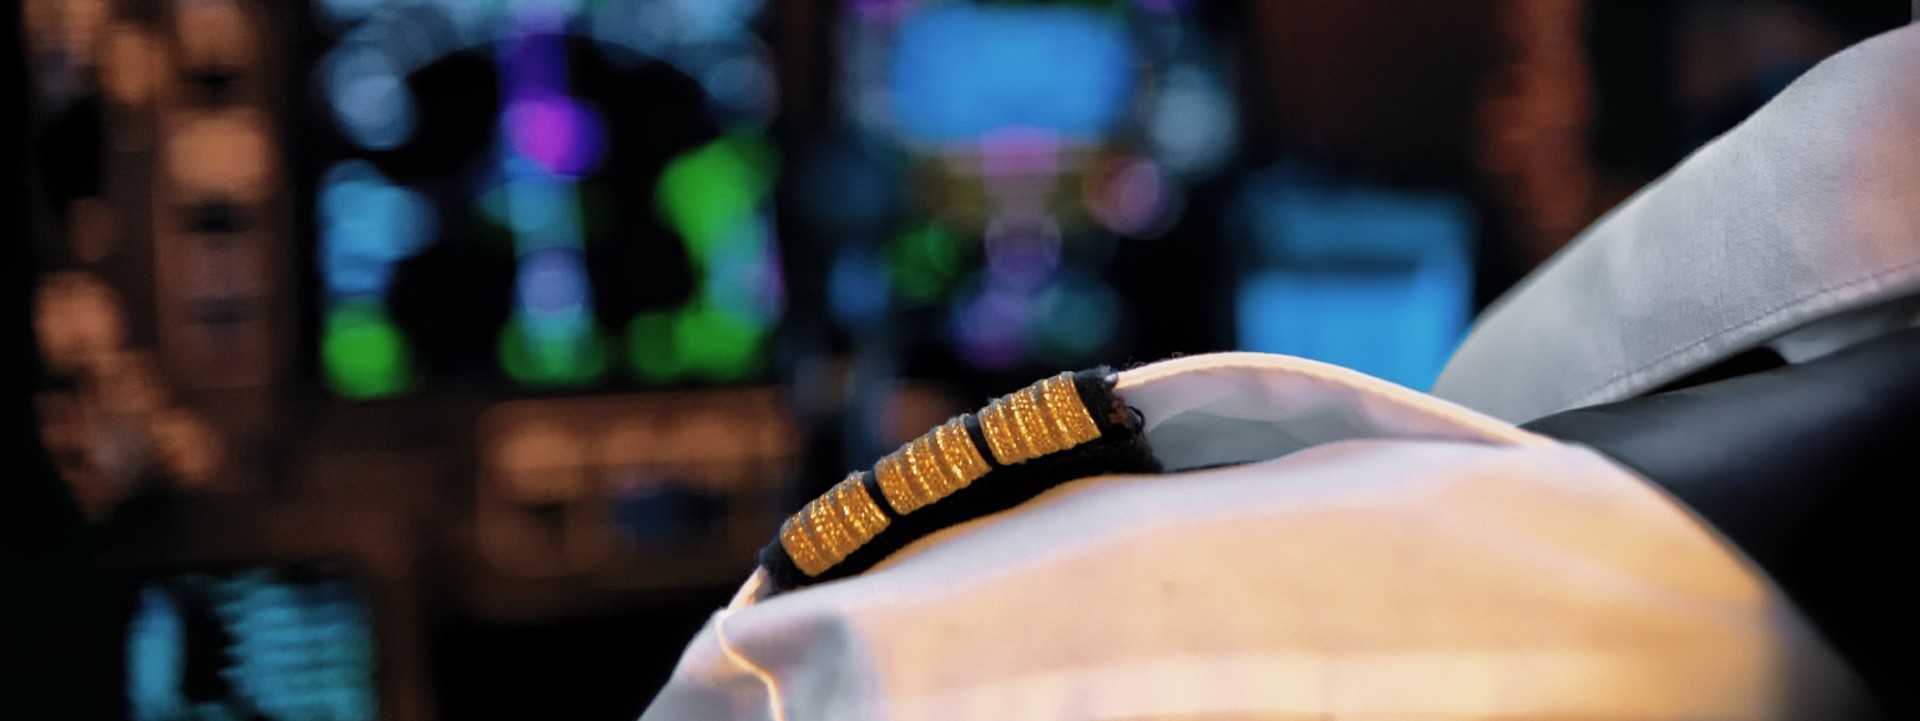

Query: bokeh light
[
  {"left": 322, "top": 44, "right": 415, "bottom": 150},
  {"left": 322, "top": 301, "right": 412, "bottom": 399},
  {"left": 319, "top": 160, "right": 436, "bottom": 300},
  {"left": 886, "top": 222, "right": 963, "bottom": 303},
  {"left": 1030, "top": 274, "right": 1122, "bottom": 364},
  {"left": 1084, "top": 155, "right": 1171, "bottom": 237},
  {"left": 504, "top": 96, "right": 608, "bottom": 178},
  {"left": 498, "top": 316, "right": 609, "bottom": 388},
  {"left": 657, "top": 134, "right": 777, "bottom": 255}
]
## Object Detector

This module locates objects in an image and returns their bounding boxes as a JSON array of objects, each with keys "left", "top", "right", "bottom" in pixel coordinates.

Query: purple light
[
  {"left": 505, "top": 96, "right": 607, "bottom": 177},
  {"left": 978, "top": 127, "right": 1061, "bottom": 177},
  {"left": 847, "top": 0, "right": 912, "bottom": 24},
  {"left": 983, "top": 214, "right": 1062, "bottom": 289},
  {"left": 950, "top": 284, "right": 1030, "bottom": 369},
  {"left": 1085, "top": 156, "right": 1169, "bottom": 236},
  {"left": 517, "top": 247, "right": 589, "bottom": 317},
  {"left": 755, "top": 228, "right": 788, "bottom": 318},
  {"left": 501, "top": 29, "right": 566, "bottom": 97}
]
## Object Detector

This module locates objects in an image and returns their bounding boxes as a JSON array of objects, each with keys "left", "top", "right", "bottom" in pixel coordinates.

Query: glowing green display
[
  {"left": 626, "top": 312, "right": 684, "bottom": 381},
  {"left": 627, "top": 303, "right": 764, "bottom": 383},
  {"left": 322, "top": 302, "right": 412, "bottom": 399},
  {"left": 887, "top": 222, "right": 964, "bottom": 302},
  {"left": 633, "top": 134, "right": 780, "bottom": 384},
  {"left": 675, "top": 304, "right": 763, "bottom": 380},
  {"left": 497, "top": 318, "right": 609, "bottom": 387},
  {"left": 656, "top": 134, "right": 777, "bottom": 259}
]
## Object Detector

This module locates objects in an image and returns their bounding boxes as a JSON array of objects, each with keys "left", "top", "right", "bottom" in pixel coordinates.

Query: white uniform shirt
[{"left": 641, "top": 353, "right": 1862, "bottom": 720}]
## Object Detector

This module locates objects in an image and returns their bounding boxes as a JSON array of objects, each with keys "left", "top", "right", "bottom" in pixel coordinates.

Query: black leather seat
[{"left": 1524, "top": 327, "right": 1920, "bottom": 718}]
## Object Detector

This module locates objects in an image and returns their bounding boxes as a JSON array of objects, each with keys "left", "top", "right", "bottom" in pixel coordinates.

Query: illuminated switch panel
[
  {"left": 125, "top": 566, "right": 379, "bottom": 721},
  {"left": 153, "top": 0, "right": 282, "bottom": 389},
  {"left": 24, "top": 0, "right": 288, "bottom": 497},
  {"left": 474, "top": 389, "right": 797, "bottom": 579},
  {"left": 309, "top": 0, "right": 783, "bottom": 398}
]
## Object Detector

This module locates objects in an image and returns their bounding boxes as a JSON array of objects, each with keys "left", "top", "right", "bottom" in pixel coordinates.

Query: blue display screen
[
  {"left": 1234, "top": 167, "right": 1475, "bottom": 390},
  {"left": 126, "top": 566, "right": 378, "bottom": 721},
  {"left": 889, "top": 4, "right": 1136, "bottom": 144}
]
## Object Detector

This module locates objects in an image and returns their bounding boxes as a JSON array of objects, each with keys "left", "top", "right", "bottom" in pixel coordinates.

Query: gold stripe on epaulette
[
  {"left": 979, "top": 372, "right": 1101, "bottom": 465},
  {"left": 778, "top": 511, "right": 830, "bottom": 577},
  {"left": 780, "top": 474, "right": 891, "bottom": 576},
  {"left": 876, "top": 417, "right": 990, "bottom": 514},
  {"left": 780, "top": 372, "right": 1102, "bottom": 578}
]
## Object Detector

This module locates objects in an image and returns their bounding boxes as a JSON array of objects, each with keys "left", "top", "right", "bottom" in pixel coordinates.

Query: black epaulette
[{"left": 758, "top": 368, "right": 1160, "bottom": 594}]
